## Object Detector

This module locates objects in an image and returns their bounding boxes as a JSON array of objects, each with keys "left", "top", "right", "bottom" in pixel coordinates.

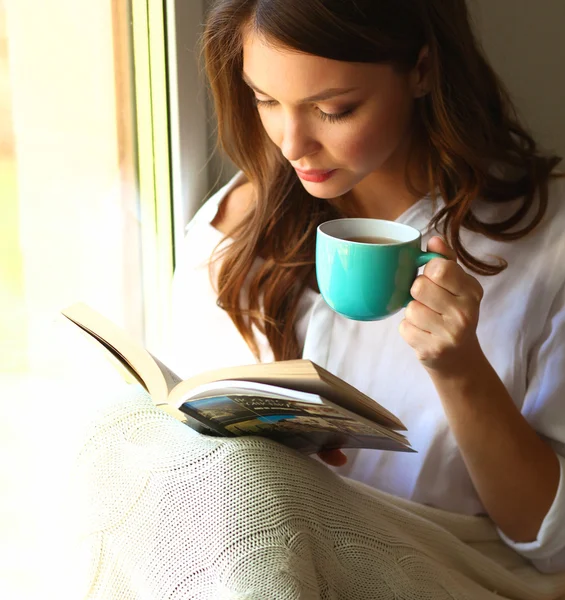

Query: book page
[
  {"left": 61, "top": 303, "right": 176, "bottom": 404},
  {"left": 178, "top": 391, "right": 412, "bottom": 454},
  {"left": 152, "top": 354, "right": 182, "bottom": 394},
  {"left": 177, "top": 378, "right": 407, "bottom": 446},
  {"left": 170, "top": 359, "right": 406, "bottom": 431},
  {"left": 178, "top": 379, "right": 327, "bottom": 405}
]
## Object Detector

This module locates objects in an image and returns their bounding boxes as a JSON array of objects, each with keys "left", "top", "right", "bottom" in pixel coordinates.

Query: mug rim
[{"left": 317, "top": 218, "right": 420, "bottom": 246}]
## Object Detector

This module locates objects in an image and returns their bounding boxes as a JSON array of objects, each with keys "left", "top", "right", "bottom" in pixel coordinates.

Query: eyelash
[{"left": 253, "top": 98, "right": 355, "bottom": 124}]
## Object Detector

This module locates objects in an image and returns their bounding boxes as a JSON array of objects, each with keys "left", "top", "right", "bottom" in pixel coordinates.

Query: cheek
[
  {"left": 257, "top": 113, "right": 278, "bottom": 144},
  {"left": 337, "top": 100, "right": 414, "bottom": 167},
  {"left": 339, "top": 126, "right": 385, "bottom": 164}
]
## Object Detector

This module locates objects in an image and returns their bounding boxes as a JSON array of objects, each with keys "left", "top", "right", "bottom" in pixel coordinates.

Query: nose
[{"left": 279, "top": 114, "right": 319, "bottom": 163}]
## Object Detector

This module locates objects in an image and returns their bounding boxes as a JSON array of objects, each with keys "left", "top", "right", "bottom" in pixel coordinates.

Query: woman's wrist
[{"left": 423, "top": 337, "right": 488, "bottom": 392}]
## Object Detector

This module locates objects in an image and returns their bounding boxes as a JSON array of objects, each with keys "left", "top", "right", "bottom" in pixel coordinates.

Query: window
[
  {"left": 0, "top": 1, "right": 174, "bottom": 596},
  {"left": 0, "top": 0, "right": 174, "bottom": 383}
]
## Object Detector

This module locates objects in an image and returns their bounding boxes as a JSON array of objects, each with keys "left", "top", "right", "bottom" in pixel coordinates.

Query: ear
[{"left": 411, "top": 45, "right": 432, "bottom": 99}]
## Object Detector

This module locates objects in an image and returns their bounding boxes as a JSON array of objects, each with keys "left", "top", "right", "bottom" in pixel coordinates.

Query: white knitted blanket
[{"left": 73, "top": 386, "right": 565, "bottom": 600}]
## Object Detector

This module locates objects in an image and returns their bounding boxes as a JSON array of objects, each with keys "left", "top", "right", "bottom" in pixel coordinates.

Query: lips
[{"left": 294, "top": 168, "right": 337, "bottom": 183}]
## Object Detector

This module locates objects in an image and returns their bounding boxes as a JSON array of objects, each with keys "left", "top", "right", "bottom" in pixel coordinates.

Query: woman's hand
[
  {"left": 317, "top": 449, "right": 348, "bottom": 466},
  {"left": 399, "top": 236, "right": 485, "bottom": 374}
]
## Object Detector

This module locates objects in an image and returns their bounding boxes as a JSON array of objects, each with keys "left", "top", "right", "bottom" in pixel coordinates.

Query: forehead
[{"left": 242, "top": 30, "right": 373, "bottom": 95}]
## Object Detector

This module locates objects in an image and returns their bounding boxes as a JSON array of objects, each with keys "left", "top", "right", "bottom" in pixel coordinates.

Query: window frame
[
  {"left": 165, "top": 0, "right": 209, "bottom": 257},
  {"left": 132, "top": 0, "right": 176, "bottom": 349}
]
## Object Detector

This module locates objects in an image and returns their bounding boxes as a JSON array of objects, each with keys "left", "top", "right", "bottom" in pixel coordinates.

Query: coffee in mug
[{"left": 345, "top": 236, "right": 399, "bottom": 245}]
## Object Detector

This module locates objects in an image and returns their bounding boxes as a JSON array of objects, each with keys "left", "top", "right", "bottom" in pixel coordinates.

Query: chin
[{"left": 299, "top": 172, "right": 359, "bottom": 200}]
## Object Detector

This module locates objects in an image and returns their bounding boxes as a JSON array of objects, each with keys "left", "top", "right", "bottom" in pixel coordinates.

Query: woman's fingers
[{"left": 317, "top": 449, "right": 348, "bottom": 466}]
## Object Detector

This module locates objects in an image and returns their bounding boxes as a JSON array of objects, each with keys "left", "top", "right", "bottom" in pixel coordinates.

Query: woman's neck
[
  {"left": 344, "top": 137, "right": 430, "bottom": 221},
  {"left": 345, "top": 174, "right": 425, "bottom": 221}
]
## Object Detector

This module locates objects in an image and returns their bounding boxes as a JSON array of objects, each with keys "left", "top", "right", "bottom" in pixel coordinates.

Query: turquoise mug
[{"left": 316, "top": 218, "right": 445, "bottom": 321}]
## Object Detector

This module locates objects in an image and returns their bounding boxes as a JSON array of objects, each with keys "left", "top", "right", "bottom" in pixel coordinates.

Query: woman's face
[{"left": 242, "top": 31, "right": 427, "bottom": 199}]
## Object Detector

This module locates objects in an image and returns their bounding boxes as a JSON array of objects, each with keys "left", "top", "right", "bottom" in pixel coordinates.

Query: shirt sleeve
[{"left": 496, "top": 281, "right": 565, "bottom": 573}]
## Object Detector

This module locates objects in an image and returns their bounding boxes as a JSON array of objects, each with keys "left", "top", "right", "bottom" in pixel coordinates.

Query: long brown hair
[{"left": 203, "top": 0, "right": 562, "bottom": 362}]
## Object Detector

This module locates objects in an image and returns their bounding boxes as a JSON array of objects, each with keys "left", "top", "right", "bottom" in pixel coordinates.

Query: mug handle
[
  {"left": 416, "top": 251, "right": 446, "bottom": 269},
  {"left": 403, "top": 252, "right": 448, "bottom": 308}
]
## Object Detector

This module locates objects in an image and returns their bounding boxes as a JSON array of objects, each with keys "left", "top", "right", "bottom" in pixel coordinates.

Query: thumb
[{"left": 427, "top": 236, "right": 457, "bottom": 262}]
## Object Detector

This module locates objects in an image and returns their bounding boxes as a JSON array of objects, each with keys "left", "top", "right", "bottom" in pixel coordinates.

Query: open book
[{"left": 61, "top": 303, "right": 413, "bottom": 455}]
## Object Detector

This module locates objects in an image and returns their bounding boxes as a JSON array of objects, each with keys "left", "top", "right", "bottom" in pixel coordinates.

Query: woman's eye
[
  {"left": 316, "top": 108, "right": 355, "bottom": 124},
  {"left": 254, "top": 97, "right": 355, "bottom": 124},
  {"left": 254, "top": 98, "right": 277, "bottom": 108}
]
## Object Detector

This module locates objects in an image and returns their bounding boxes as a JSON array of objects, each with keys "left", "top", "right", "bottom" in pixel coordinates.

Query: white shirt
[{"left": 167, "top": 171, "right": 565, "bottom": 572}]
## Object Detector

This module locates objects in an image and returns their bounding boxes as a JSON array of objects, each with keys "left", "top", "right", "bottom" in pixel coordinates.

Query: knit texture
[{"left": 73, "top": 386, "right": 565, "bottom": 599}]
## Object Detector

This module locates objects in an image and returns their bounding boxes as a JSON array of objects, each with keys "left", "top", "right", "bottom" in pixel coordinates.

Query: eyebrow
[{"left": 242, "top": 73, "right": 358, "bottom": 103}]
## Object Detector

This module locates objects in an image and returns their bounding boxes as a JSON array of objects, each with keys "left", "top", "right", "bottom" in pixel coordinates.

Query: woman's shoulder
[
  {"left": 537, "top": 171, "right": 565, "bottom": 245},
  {"left": 473, "top": 171, "right": 565, "bottom": 237},
  {"left": 517, "top": 171, "right": 565, "bottom": 250},
  {"left": 546, "top": 171, "right": 565, "bottom": 216},
  {"left": 210, "top": 177, "right": 254, "bottom": 236},
  {"left": 175, "top": 171, "right": 253, "bottom": 272},
  {"left": 184, "top": 171, "right": 253, "bottom": 238}
]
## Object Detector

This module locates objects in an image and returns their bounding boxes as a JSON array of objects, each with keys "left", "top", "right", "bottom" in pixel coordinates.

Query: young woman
[{"left": 168, "top": 0, "right": 565, "bottom": 573}]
